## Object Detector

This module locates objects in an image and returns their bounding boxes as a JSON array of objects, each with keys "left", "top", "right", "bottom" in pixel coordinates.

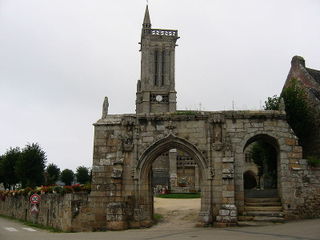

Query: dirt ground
[{"left": 152, "top": 197, "right": 201, "bottom": 230}]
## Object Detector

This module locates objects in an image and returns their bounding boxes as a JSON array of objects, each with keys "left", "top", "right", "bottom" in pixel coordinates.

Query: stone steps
[
  {"left": 244, "top": 189, "right": 278, "bottom": 198},
  {"left": 244, "top": 211, "right": 284, "bottom": 217},
  {"left": 244, "top": 206, "right": 282, "bottom": 211},
  {"left": 237, "top": 221, "right": 284, "bottom": 227},
  {"left": 238, "top": 196, "right": 284, "bottom": 227},
  {"left": 245, "top": 201, "right": 281, "bottom": 206},
  {"left": 245, "top": 197, "right": 280, "bottom": 203},
  {"left": 239, "top": 215, "right": 284, "bottom": 222}
]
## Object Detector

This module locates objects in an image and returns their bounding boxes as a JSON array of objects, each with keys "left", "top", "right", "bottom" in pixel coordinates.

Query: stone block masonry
[
  {"left": 0, "top": 111, "right": 320, "bottom": 231},
  {"left": 0, "top": 193, "right": 90, "bottom": 232},
  {"left": 1, "top": 111, "right": 320, "bottom": 232},
  {"left": 88, "top": 110, "right": 320, "bottom": 230}
]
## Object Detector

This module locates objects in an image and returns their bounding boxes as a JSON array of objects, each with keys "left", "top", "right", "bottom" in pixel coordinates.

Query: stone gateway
[{"left": 84, "top": 6, "right": 320, "bottom": 230}]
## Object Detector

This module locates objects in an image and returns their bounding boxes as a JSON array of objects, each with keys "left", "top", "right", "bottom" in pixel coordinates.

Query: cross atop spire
[{"left": 143, "top": 5, "right": 151, "bottom": 28}]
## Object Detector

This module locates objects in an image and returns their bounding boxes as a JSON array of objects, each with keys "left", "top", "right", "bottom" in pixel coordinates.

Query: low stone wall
[
  {"left": 1, "top": 166, "right": 319, "bottom": 232},
  {"left": 283, "top": 160, "right": 320, "bottom": 219},
  {"left": 0, "top": 193, "right": 89, "bottom": 232},
  {"left": 295, "top": 168, "right": 320, "bottom": 218}
]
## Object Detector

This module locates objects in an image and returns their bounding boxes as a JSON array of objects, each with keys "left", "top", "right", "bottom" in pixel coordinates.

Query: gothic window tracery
[{"left": 154, "top": 49, "right": 158, "bottom": 86}]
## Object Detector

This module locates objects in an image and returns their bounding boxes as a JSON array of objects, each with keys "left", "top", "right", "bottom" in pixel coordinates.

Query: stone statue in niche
[
  {"left": 208, "top": 167, "right": 215, "bottom": 179},
  {"left": 121, "top": 133, "right": 134, "bottom": 152},
  {"left": 165, "top": 120, "right": 177, "bottom": 135},
  {"left": 212, "top": 124, "right": 224, "bottom": 151},
  {"left": 223, "top": 135, "right": 233, "bottom": 154},
  {"left": 213, "top": 124, "right": 222, "bottom": 142},
  {"left": 111, "top": 165, "right": 123, "bottom": 179},
  {"left": 102, "top": 96, "right": 109, "bottom": 118}
]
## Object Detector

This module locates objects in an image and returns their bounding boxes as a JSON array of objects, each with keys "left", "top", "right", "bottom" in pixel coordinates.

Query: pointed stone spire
[{"left": 143, "top": 5, "right": 151, "bottom": 28}]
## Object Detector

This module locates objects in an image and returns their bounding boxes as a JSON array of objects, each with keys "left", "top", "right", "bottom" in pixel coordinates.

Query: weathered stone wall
[
  {"left": 90, "top": 115, "right": 135, "bottom": 230},
  {"left": 0, "top": 193, "right": 89, "bottom": 232},
  {"left": 284, "top": 162, "right": 320, "bottom": 219},
  {"left": 1, "top": 109, "right": 319, "bottom": 232},
  {"left": 227, "top": 111, "right": 303, "bottom": 215},
  {"left": 90, "top": 110, "right": 319, "bottom": 230}
]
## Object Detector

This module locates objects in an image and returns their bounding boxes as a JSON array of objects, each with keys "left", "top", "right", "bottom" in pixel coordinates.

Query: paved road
[{"left": 1, "top": 216, "right": 319, "bottom": 240}]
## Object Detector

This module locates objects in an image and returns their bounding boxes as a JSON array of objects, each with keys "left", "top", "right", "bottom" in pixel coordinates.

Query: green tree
[
  {"left": 250, "top": 141, "right": 277, "bottom": 188},
  {"left": 0, "top": 155, "right": 3, "bottom": 186},
  {"left": 0, "top": 147, "right": 21, "bottom": 189},
  {"left": 251, "top": 143, "right": 265, "bottom": 183},
  {"left": 45, "top": 163, "right": 60, "bottom": 185},
  {"left": 75, "top": 166, "right": 90, "bottom": 184},
  {"left": 15, "top": 143, "right": 46, "bottom": 188},
  {"left": 61, "top": 169, "right": 74, "bottom": 186},
  {"left": 264, "top": 95, "right": 280, "bottom": 110},
  {"left": 0, "top": 148, "right": 21, "bottom": 189},
  {"left": 281, "top": 79, "right": 315, "bottom": 141}
]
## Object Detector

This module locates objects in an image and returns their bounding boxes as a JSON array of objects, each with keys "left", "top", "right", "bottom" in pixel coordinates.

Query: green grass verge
[
  {"left": 153, "top": 213, "right": 164, "bottom": 223},
  {"left": 155, "top": 193, "right": 201, "bottom": 198},
  {"left": 172, "top": 111, "right": 198, "bottom": 115},
  {"left": 0, "top": 214, "right": 63, "bottom": 232},
  {"left": 307, "top": 156, "right": 320, "bottom": 167}
]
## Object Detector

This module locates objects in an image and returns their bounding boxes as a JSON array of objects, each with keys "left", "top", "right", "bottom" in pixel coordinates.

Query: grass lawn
[{"left": 155, "top": 193, "right": 200, "bottom": 199}]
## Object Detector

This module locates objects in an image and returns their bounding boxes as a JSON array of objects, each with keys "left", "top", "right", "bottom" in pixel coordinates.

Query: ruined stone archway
[
  {"left": 137, "top": 134, "right": 208, "bottom": 179},
  {"left": 244, "top": 133, "right": 280, "bottom": 190},
  {"left": 77, "top": 7, "right": 313, "bottom": 231},
  {"left": 243, "top": 134, "right": 280, "bottom": 152},
  {"left": 86, "top": 111, "right": 305, "bottom": 231},
  {"left": 235, "top": 133, "right": 283, "bottom": 213},
  {"left": 134, "top": 134, "right": 212, "bottom": 227}
]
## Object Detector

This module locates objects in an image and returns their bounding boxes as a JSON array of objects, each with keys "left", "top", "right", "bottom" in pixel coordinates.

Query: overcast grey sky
[{"left": 0, "top": 0, "right": 319, "bottom": 171}]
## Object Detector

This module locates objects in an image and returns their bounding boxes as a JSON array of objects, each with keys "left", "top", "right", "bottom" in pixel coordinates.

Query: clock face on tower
[
  {"left": 156, "top": 95, "right": 163, "bottom": 102},
  {"left": 150, "top": 94, "right": 169, "bottom": 103}
]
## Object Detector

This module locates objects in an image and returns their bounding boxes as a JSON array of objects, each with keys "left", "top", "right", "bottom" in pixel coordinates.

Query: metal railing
[{"left": 145, "top": 29, "right": 178, "bottom": 37}]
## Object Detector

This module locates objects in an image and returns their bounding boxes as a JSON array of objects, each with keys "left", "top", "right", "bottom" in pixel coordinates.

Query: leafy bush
[
  {"left": 0, "top": 184, "right": 91, "bottom": 200},
  {"left": 23, "top": 187, "right": 33, "bottom": 196},
  {"left": 53, "top": 186, "right": 63, "bottom": 194},
  {"left": 264, "top": 95, "right": 280, "bottom": 110},
  {"left": 307, "top": 156, "right": 320, "bottom": 167},
  {"left": 82, "top": 184, "right": 91, "bottom": 193},
  {"left": 281, "top": 79, "right": 316, "bottom": 141},
  {"left": 153, "top": 213, "right": 163, "bottom": 223},
  {"left": 62, "top": 186, "right": 73, "bottom": 194},
  {"left": 71, "top": 184, "right": 82, "bottom": 192}
]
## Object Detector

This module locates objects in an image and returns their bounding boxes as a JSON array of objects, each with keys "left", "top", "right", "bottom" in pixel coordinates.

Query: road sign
[
  {"left": 30, "top": 204, "right": 39, "bottom": 214},
  {"left": 30, "top": 194, "right": 41, "bottom": 204}
]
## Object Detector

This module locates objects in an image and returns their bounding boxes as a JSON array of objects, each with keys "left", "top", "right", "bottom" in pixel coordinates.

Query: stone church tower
[
  {"left": 135, "top": 6, "right": 198, "bottom": 193},
  {"left": 136, "top": 6, "right": 179, "bottom": 114}
]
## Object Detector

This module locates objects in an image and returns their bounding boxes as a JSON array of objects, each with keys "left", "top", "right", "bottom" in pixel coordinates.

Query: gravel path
[{"left": 152, "top": 197, "right": 201, "bottom": 230}]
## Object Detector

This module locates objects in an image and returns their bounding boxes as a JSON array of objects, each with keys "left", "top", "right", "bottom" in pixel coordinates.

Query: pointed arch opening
[{"left": 135, "top": 135, "right": 211, "bottom": 226}]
